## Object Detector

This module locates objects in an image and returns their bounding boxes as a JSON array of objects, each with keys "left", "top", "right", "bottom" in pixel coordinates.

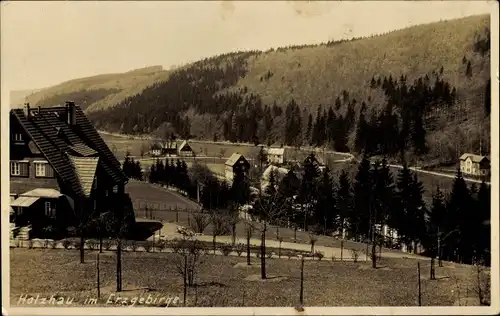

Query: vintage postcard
[{"left": 1, "top": 1, "right": 499, "bottom": 315}]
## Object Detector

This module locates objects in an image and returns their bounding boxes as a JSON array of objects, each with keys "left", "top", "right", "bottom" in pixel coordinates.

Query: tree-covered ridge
[
  {"left": 89, "top": 15, "right": 488, "bottom": 164},
  {"left": 36, "top": 88, "right": 121, "bottom": 110}
]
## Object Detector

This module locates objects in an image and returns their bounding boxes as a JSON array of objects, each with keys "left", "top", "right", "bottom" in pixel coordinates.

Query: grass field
[{"left": 10, "top": 248, "right": 487, "bottom": 307}]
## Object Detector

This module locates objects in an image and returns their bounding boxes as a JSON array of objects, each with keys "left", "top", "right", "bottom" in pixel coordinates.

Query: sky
[{"left": 0, "top": 0, "right": 495, "bottom": 91}]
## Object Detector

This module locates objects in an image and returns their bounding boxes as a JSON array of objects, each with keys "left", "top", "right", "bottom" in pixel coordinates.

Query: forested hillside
[
  {"left": 17, "top": 66, "right": 170, "bottom": 112},
  {"left": 36, "top": 15, "right": 492, "bottom": 165}
]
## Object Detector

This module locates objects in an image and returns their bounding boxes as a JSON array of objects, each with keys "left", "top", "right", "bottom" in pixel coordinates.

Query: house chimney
[
  {"left": 65, "top": 101, "right": 76, "bottom": 125},
  {"left": 23, "top": 103, "right": 31, "bottom": 119}
]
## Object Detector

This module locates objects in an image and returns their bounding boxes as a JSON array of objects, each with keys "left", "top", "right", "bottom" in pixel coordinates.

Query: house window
[
  {"left": 45, "top": 201, "right": 55, "bottom": 217},
  {"left": 35, "top": 163, "right": 46, "bottom": 177},
  {"left": 10, "top": 162, "right": 20, "bottom": 176},
  {"left": 13, "top": 133, "right": 23, "bottom": 141}
]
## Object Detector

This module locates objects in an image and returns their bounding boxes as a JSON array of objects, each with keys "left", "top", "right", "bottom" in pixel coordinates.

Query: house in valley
[
  {"left": 264, "top": 147, "right": 287, "bottom": 165},
  {"left": 150, "top": 140, "right": 178, "bottom": 157},
  {"left": 225, "top": 153, "right": 250, "bottom": 182},
  {"left": 177, "top": 140, "right": 194, "bottom": 157},
  {"left": 9, "top": 102, "right": 131, "bottom": 238},
  {"left": 459, "top": 153, "right": 490, "bottom": 177}
]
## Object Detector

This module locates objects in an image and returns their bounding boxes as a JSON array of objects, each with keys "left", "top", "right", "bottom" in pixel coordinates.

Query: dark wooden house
[
  {"left": 224, "top": 153, "right": 250, "bottom": 182},
  {"left": 9, "top": 102, "right": 131, "bottom": 236}
]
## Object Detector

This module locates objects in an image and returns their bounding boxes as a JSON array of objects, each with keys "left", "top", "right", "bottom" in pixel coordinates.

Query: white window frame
[
  {"left": 44, "top": 201, "right": 54, "bottom": 217},
  {"left": 13, "top": 133, "right": 23, "bottom": 141},
  {"left": 35, "top": 162, "right": 47, "bottom": 177},
  {"left": 10, "top": 161, "right": 20, "bottom": 176}
]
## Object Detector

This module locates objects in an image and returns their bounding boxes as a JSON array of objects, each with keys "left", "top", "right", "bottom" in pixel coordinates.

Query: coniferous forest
[{"left": 87, "top": 16, "right": 491, "bottom": 167}]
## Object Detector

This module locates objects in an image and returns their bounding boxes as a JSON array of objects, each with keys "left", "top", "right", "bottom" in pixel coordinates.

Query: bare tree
[
  {"left": 173, "top": 234, "right": 206, "bottom": 306},
  {"left": 253, "top": 187, "right": 286, "bottom": 279},
  {"left": 219, "top": 148, "right": 227, "bottom": 160},
  {"left": 102, "top": 196, "right": 135, "bottom": 292},
  {"left": 208, "top": 210, "right": 231, "bottom": 253},
  {"left": 245, "top": 220, "right": 254, "bottom": 265},
  {"left": 228, "top": 202, "right": 240, "bottom": 246},
  {"left": 190, "top": 211, "right": 210, "bottom": 234}
]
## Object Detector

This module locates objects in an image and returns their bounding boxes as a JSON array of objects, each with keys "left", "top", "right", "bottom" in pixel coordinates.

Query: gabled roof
[
  {"left": 10, "top": 104, "right": 127, "bottom": 198},
  {"left": 69, "top": 155, "right": 99, "bottom": 197},
  {"left": 178, "top": 140, "right": 191, "bottom": 151},
  {"left": 459, "top": 153, "right": 489, "bottom": 163},
  {"left": 21, "top": 188, "right": 63, "bottom": 198},
  {"left": 225, "top": 153, "right": 248, "bottom": 167}
]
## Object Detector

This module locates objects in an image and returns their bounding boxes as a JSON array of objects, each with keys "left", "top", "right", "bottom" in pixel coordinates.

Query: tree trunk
[
  {"left": 80, "top": 233, "right": 85, "bottom": 264},
  {"left": 116, "top": 239, "right": 122, "bottom": 292},
  {"left": 260, "top": 227, "right": 266, "bottom": 279},
  {"left": 246, "top": 227, "right": 251, "bottom": 265},
  {"left": 232, "top": 223, "right": 236, "bottom": 246},
  {"left": 371, "top": 239, "right": 377, "bottom": 268},
  {"left": 430, "top": 256, "right": 436, "bottom": 280},
  {"left": 183, "top": 255, "right": 187, "bottom": 306},
  {"left": 294, "top": 226, "right": 297, "bottom": 243},
  {"left": 99, "top": 234, "right": 103, "bottom": 253},
  {"left": 213, "top": 235, "right": 216, "bottom": 254}
]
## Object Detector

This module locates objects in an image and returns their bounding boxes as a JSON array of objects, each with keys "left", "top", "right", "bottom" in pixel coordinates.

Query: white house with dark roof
[
  {"left": 459, "top": 153, "right": 490, "bottom": 177},
  {"left": 264, "top": 147, "right": 287, "bottom": 165}
]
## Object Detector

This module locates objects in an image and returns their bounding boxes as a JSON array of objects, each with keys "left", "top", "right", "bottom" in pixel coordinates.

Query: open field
[
  {"left": 101, "top": 132, "right": 348, "bottom": 163},
  {"left": 126, "top": 180, "right": 200, "bottom": 211},
  {"left": 10, "top": 248, "right": 487, "bottom": 307}
]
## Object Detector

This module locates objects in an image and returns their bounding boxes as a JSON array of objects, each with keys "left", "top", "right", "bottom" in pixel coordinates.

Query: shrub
[
  {"left": 156, "top": 240, "right": 166, "bottom": 252},
  {"left": 87, "top": 239, "right": 99, "bottom": 250},
  {"left": 255, "top": 251, "right": 261, "bottom": 258},
  {"left": 350, "top": 249, "right": 360, "bottom": 263},
  {"left": 220, "top": 244, "right": 232, "bottom": 256},
  {"left": 235, "top": 243, "right": 245, "bottom": 256},
  {"left": 286, "top": 250, "right": 296, "bottom": 259},
  {"left": 62, "top": 239, "right": 71, "bottom": 249},
  {"left": 314, "top": 251, "right": 324, "bottom": 261},
  {"left": 104, "top": 239, "right": 113, "bottom": 250},
  {"left": 331, "top": 255, "right": 336, "bottom": 262},
  {"left": 28, "top": 240, "right": 34, "bottom": 249},
  {"left": 171, "top": 238, "right": 184, "bottom": 254},
  {"left": 266, "top": 251, "right": 274, "bottom": 259},
  {"left": 42, "top": 239, "right": 49, "bottom": 249},
  {"left": 143, "top": 241, "right": 154, "bottom": 252},
  {"left": 73, "top": 240, "right": 81, "bottom": 250},
  {"left": 130, "top": 240, "right": 138, "bottom": 251},
  {"left": 50, "top": 240, "right": 58, "bottom": 249}
]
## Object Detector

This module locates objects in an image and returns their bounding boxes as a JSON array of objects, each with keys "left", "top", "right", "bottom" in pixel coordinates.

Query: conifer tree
[
  {"left": 315, "top": 167, "right": 336, "bottom": 234},
  {"left": 336, "top": 169, "right": 352, "bottom": 239},
  {"left": 352, "top": 155, "right": 373, "bottom": 241}
]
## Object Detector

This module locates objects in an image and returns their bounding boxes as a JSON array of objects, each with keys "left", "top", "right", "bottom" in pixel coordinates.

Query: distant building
[
  {"left": 459, "top": 153, "right": 490, "bottom": 177},
  {"left": 150, "top": 140, "right": 178, "bottom": 157},
  {"left": 150, "top": 142, "right": 164, "bottom": 157},
  {"left": 225, "top": 153, "right": 250, "bottom": 182},
  {"left": 9, "top": 102, "right": 130, "bottom": 235},
  {"left": 177, "top": 140, "right": 194, "bottom": 157},
  {"left": 264, "top": 147, "right": 286, "bottom": 165}
]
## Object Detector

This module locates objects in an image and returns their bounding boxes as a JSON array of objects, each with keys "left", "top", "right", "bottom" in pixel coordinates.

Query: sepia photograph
[{"left": 1, "top": 1, "right": 498, "bottom": 315}]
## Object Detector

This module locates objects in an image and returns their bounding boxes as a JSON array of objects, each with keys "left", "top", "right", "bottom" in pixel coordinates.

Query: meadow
[{"left": 10, "top": 248, "right": 488, "bottom": 307}]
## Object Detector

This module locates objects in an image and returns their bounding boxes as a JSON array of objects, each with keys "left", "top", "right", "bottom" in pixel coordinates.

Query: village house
[
  {"left": 264, "top": 147, "right": 286, "bottom": 165},
  {"left": 9, "top": 102, "right": 131, "bottom": 238},
  {"left": 459, "top": 153, "right": 490, "bottom": 177},
  {"left": 177, "top": 140, "right": 194, "bottom": 157},
  {"left": 150, "top": 140, "right": 178, "bottom": 157},
  {"left": 224, "top": 153, "right": 250, "bottom": 182}
]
